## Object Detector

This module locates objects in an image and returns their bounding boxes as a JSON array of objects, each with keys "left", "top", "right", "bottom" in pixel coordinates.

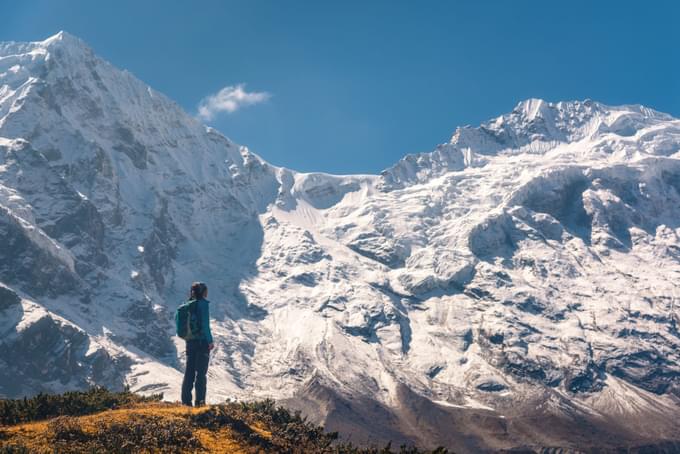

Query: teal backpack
[{"left": 175, "top": 299, "right": 202, "bottom": 339}]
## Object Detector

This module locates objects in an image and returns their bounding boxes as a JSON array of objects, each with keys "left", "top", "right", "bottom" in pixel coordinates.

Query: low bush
[
  {"left": 48, "top": 416, "right": 89, "bottom": 443},
  {"left": 46, "top": 414, "right": 201, "bottom": 454},
  {"left": 89, "top": 414, "right": 201, "bottom": 453},
  {"left": 0, "top": 386, "right": 162, "bottom": 425},
  {"left": 192, "top": 404, "right": 268, "bottom": 444}
]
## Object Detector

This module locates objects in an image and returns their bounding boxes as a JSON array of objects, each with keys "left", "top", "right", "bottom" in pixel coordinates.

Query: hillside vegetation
[{"left": 0, "top": 388, "right": 448, "bottom": 453}]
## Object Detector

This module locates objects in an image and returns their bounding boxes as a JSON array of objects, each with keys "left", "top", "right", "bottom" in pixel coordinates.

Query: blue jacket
[{"left": 193, "top": 298, "right": 213, "bottom": 343}]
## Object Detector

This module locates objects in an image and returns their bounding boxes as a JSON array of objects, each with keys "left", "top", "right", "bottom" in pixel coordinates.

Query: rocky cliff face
[{"left": 0, "top": 32, "right": 679, "bottom": 452}]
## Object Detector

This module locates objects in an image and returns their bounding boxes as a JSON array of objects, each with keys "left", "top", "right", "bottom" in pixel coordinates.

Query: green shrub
[
  {"left": 48, "top": 416, "right": 89, "bottom": 443},
  {"left": 88, "top": 414, "right": 201, "bottom": 453},
  {"left": 0, "top": 386, "right": 162, "bottom": 425},
  {"left": 45, "top": 414, "right": 201, "bottom": 454},
  {"left": 192, "top": 404, "right": 276, "bottom": 451}
]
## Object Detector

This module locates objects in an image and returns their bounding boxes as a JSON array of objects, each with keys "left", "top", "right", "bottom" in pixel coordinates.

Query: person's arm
[{"left": 201, "top": 300, "right": 214, "bottom": 345}]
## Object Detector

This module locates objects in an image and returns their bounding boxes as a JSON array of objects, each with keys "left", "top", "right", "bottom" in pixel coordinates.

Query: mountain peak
[
  {"left": 460, "top": 98, "right": 675, "bottom": 150},
  {"left": 39, "top": 30, "right": 93, "bottom": 60},
  {"left": 0, "top": 31, "right": 95, "bottom": 83},
  {"left": 42, "top": 30, "right": 79, "bottom": 45},
  {"left": 513, "top": 97, "right": 553, "bottom": 121}
]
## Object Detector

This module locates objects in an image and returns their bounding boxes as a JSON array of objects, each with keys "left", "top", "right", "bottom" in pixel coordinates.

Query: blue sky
[{"left": 2, "top": 1, "right": 679, "bottom": 174}]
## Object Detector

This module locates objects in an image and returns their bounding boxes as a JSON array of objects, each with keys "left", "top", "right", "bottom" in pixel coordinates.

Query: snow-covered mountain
[{"left": 1, "top": 32, "right": 679, "bottom": 451}]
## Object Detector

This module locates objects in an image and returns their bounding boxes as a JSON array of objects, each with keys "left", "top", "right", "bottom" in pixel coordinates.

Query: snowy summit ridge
[
  {"left": 381, "top": 97, "right": 677, "bottom": 189},
  {"left": 1, "top": 32, "right": 680, "bottom": 451}
]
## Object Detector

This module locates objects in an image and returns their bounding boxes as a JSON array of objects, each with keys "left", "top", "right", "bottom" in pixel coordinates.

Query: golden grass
[{"left": 0, "top": 402, "right": 270, "bottom": 453}]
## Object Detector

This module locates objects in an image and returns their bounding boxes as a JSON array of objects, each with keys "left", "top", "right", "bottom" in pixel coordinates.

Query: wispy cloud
[{"left": 197, "top": 84, "right": 271, "bottom": 120}]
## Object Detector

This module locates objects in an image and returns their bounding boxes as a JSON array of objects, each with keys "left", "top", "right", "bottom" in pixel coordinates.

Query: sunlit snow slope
[{"left": 1, "top": 33, "right": 679, "bottom": 452}]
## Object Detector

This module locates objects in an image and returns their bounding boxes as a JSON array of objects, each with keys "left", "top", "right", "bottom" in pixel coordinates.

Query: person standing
[{"left": 179, "top": 282, "right": 214, "bottom": 406}]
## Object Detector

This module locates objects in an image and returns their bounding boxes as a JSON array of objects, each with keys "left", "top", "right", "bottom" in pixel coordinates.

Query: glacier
[{"left": 0, "top": 32, "right": 679, "bottom": 451}]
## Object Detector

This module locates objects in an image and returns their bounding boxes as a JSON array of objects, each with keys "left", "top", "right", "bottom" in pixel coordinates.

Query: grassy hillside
[{"left": 0, "top": 388, "right": 448, "bottom": 453}]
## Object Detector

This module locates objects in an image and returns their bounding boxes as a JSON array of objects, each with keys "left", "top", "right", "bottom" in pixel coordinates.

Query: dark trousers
[{"left": 181, "top": 340, "right": 210, "bottom": 405}]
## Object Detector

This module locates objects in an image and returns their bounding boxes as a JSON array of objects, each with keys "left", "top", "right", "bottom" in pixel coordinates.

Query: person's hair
[{"left": 190, "top": 282, "right": 207, "bottom": 300}]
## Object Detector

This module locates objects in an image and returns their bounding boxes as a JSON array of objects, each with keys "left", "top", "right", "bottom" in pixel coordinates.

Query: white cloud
[{"left": 197, "top": 83, "right": 271, "bottom": 120}]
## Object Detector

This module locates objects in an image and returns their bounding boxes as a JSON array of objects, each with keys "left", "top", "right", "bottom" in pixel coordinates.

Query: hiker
[{"left": 177, "top": 282, "right": 214, "bottom": 406}]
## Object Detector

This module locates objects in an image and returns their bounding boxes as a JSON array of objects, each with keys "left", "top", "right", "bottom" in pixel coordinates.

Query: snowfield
[{"left": 0, "top": 32, "right": 679, "bottom": 451}]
